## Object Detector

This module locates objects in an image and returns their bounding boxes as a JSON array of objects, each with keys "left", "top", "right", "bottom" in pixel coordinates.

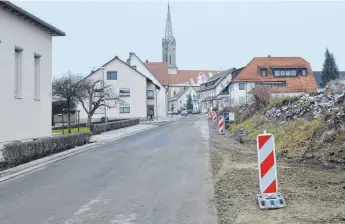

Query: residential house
[
  {"left": 0, "top": 1, "right": 65, "bottom": 144},
  {"left": 127, "top": 53, "right": 168, "bottom": 119},
  {"left": 198, "top": 68, "right": 236, "bottom": 113},
  {"left": 229, "top": 56, "right": 318, "bottom": 106},
  {"left": 78, "top": 56, "right": 160, "bottom": 122},
  {"left": 168, "top": 86, "right": 197, "bottom": 113}
]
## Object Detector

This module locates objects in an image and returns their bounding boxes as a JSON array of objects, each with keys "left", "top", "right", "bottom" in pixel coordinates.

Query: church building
[{"left": 145, "top": 3, "right": 221, "bottom": 99}]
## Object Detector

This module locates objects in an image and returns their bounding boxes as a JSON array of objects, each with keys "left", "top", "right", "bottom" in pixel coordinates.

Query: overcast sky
[{"left": 14, "top": 0, "right": 345, "bottom": 77}]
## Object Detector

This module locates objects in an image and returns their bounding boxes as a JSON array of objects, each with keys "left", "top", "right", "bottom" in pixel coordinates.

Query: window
[
  {"left": 273, "top": 69, "right": 298, "bottom": 77},
  {"left": 169, "top": 54, "right": 171, "bottom": 64},
  {"left": 260, "top": 69, "right": 267, "bottom": 77},
  {"left": 239, "top": 83, "right": 245, "bottom": 90},
  {"left": 147, "top": 90, "right": 154, "bottom": 99},
  {"left": 119, "top": 105, "right": 130, "bottom": 113},
  {"left": 173, "top": 90, "right": 176, "bottom": 96},
  {"left": 119, "top": 88, "right": 130, "bottom": 97},
  {"left": 94, "top": 89, "right": 103, "bottom": 97},
  {"left": 301, "top": 69, "right": 307, "bottom": 76},
  {"left": 107, "top": 71, "right": 117, "bottom": 80},
  {"left": 14, "top": 46, "right": 23, "bottom": 98},
  {"left": 34, "top": 53, "right": 41, "bottom": 100},
  {"left": 256, "top": 81, "right": 287, "bottom": 88}
]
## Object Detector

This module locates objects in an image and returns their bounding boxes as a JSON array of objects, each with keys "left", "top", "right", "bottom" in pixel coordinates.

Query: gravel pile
[{"left": 265, "top": 92, "right": 345, "bottom": 122}]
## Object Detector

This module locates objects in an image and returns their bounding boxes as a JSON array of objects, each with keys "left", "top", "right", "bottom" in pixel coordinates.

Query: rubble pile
[{"left": 265, "top": 92, "right": 345, "bottom": 123}]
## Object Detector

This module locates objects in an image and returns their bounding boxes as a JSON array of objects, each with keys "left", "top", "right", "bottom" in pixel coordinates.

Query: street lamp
[{"left": 100, "top": 67, "right": 107, "bottom": 125}]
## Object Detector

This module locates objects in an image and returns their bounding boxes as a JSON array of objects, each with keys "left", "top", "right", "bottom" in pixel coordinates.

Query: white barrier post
[
  {"left": 218, "top": 115, "right": 225, "bottom": 135},
  {"left": 256, "top": 132, "right": 286, "bottom": 209}
]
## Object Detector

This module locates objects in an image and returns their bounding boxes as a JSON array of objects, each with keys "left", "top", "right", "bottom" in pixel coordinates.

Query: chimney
[
  {"left": 126, "top": 58, "right": 131, "bottom": 65},
  {"left": 146, "top": 59, "right": 148, "bottom": 63}
]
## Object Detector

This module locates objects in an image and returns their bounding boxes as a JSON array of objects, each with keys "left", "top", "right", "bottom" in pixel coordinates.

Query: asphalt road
[{"left": 0, "top": 115, "right": 216, "bottom": 224}]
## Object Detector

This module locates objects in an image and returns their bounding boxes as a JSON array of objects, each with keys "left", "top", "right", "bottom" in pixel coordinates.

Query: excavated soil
[{"left": 209, "top": 121, "right": 345, "bottom": 224}]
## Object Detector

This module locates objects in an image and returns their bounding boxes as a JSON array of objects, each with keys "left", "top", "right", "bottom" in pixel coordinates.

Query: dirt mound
[{"left": 209, "top": 121, "right": 345, "bottom": 224}]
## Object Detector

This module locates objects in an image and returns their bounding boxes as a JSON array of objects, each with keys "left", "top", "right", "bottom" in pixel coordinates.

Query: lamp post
[{"left": 100, "top": 67, "right": 107, "bottom": 125}]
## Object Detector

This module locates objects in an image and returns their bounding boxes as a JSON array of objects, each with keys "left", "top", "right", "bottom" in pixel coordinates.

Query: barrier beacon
[
  {"left": 218, "top": 115, "right": 225, "bottom": 135},
  {"left": 256, "top": 131, "right": 286, "bottom": 209}
]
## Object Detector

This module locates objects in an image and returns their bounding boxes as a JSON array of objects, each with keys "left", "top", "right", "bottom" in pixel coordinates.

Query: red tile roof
[
  {"left": 145, "top": 62, "right": 220, "bottom": 85},
  {"left": 145, "top": 62, "right": 169, "bottom": 85},
  {"left": 233, "top": 57, "right": 318, "bottom": 93}
]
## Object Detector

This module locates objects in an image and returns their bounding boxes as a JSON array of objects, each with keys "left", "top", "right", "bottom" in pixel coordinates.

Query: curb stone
[{"left": 0, "top": 123, "right": 171, "bottom": 183}]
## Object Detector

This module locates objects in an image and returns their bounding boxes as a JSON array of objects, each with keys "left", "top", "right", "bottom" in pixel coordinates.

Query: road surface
[{"left": 0, "top": 115, "right": 216, "bottom": 224}]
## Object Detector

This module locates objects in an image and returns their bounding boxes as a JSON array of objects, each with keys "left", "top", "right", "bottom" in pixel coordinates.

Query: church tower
[{"left": 162, "top": 2, "right": 177, "bottom": 70}]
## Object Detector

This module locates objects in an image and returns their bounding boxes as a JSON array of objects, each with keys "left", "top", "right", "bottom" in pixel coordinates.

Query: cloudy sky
[{"left": 14, "top": 0, "right": 345, "bottom": 77}]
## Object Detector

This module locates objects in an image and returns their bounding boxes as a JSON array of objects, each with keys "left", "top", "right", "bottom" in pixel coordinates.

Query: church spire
[
  {"left": 165, "top": 2, "right": 174, "bottom": 40},
  {"left": 162, "top": 2, "right": 177, "bottom": 69}
]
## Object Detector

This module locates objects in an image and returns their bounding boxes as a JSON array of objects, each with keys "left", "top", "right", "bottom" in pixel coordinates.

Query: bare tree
[
  {"left": 78, "top": 79, "right": 122, "bottom": 127},
  {"left": 52, "top": 73, "right": 85, "bottom": 133}
]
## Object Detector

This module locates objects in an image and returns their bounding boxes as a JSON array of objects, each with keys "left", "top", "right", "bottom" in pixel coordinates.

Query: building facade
[
  {"left": 228, "top": 56, "right": 318, "bottom": 106},
  {"left": 168, "top": 86, "right": 197, "bottom": 113},
  {"left": 198, "top": 68, "right": 236, "bottom": 113},
  {"left": 127, "top": 53, "right": 168, "bottom": 119},
  {"left": 0, "top": 2, "right": 65, "bottom": 144},
  {"left": 79, "top": 57, "right": 160, "bottom": 122}
]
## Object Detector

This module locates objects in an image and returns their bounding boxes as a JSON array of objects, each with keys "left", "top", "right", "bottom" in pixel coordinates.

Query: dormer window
[
  {"left": 273, "top": 69, "right": 298, "bottom": 77},
  {"left": 301, "top": 68, "right": 307, "bottom": 76},
  {"left": 260, "top": 68, "right": 267, "bottom": 77}
]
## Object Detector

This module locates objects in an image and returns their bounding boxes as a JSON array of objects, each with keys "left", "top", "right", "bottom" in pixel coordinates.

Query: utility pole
[{"left": 101, "top": 67, "right": 107, "bottom": 125}]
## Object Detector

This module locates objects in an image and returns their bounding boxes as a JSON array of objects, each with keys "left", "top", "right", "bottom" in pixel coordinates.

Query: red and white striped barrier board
[
  {"left": 257, "top": 133, "right": 278, "bottom": 195},
  {"left": 213, "top": 113, "right": 217, "bottom": 124},
  {"left": 208, "top": 112, "right": 212, "bottom": 119},
  {"left": 218, "top": 115, "right": 225, "bottom": 135}
]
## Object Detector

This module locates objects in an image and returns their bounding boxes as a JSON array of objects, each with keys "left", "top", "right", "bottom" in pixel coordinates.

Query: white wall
[
  {"left": 229, "top": 82, "right": 255, "bottom": 106},
  {"left": 176, "top": 87, "right": 197, "bottom": 110},
  {"left": 78, "top": 58, "right": 147, "bottom": 122},
  {"left": 0, "top": 9, "right": 53, "bottom": 143},
  {"left": 129, "top": 54, "right": 167, "bottom": 119}
]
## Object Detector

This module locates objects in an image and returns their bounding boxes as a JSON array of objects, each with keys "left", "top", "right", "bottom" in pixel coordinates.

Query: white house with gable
[
  {"left": 127, "top": 52, "right": 168, "bottom": 119},
  {"left": 0, "top": 1, "right": 65, "bottom": 145},
  {"left": 198, "top": 68, "right": 235, "bottom": 113},
  {"left": 168, "top": 86, "right": 197, "bottom": 113},
  {"left": 78, "top": 56, "right": 161, "bottom": 122}
]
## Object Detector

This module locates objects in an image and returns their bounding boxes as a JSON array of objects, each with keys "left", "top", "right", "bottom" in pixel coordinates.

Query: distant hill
[{"left": 313, "top": 71, "right": 345, "bottom": 88}]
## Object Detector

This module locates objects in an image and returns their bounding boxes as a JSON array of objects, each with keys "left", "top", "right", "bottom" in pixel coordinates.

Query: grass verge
[{"left": 52, "top": 127, "right": 90, "bottom": 135}]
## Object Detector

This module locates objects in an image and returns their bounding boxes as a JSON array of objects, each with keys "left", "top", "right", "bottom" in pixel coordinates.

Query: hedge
[
  {"left": 52, "top": 118, "right": 127, "bottom": 130},
  {"left": 2, "top": 132, "right": 92, "bottom": 166},
  {"left": 90, "top": 119, "right": 140, "bottom": 135}
]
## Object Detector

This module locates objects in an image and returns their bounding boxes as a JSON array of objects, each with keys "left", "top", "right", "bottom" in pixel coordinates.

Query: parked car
[
  {"left": 181, "top": 109, "right": 188, "bottom": 116},
  {"left": 187, "top": 109, "right": 193, "bottom": 114}
]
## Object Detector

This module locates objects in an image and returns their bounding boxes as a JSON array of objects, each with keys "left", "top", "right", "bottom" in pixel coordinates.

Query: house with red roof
[{"left": 228, "top": 56, "right": 318, "bottom": 106}]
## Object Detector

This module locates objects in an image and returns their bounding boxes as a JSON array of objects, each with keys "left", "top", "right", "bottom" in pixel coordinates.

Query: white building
[
  {"left": 78, "top": 56, "right": 160, "bottom": 122},
  {"left": 127, "top": 52, "right": 168, "bottom": 119},
  {"left": 168, "top": 86, "right": 197, "bottom": 113},
  {"left": 0, "top": 2, "right": 65, "bottom": 144},
  {"left": 198, "top": 68, "right": 235, "bottom": 113}
]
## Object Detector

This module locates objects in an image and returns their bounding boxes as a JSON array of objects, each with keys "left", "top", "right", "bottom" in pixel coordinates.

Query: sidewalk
[
  {"left": 0, "top": 122, "right": 168, "bottom": 183},
  {"left": 140, "top": 115, "right": 181, "bottom": 125},
  {"left": 91, "top": 124, "right": 155, "bottom": 143}
]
